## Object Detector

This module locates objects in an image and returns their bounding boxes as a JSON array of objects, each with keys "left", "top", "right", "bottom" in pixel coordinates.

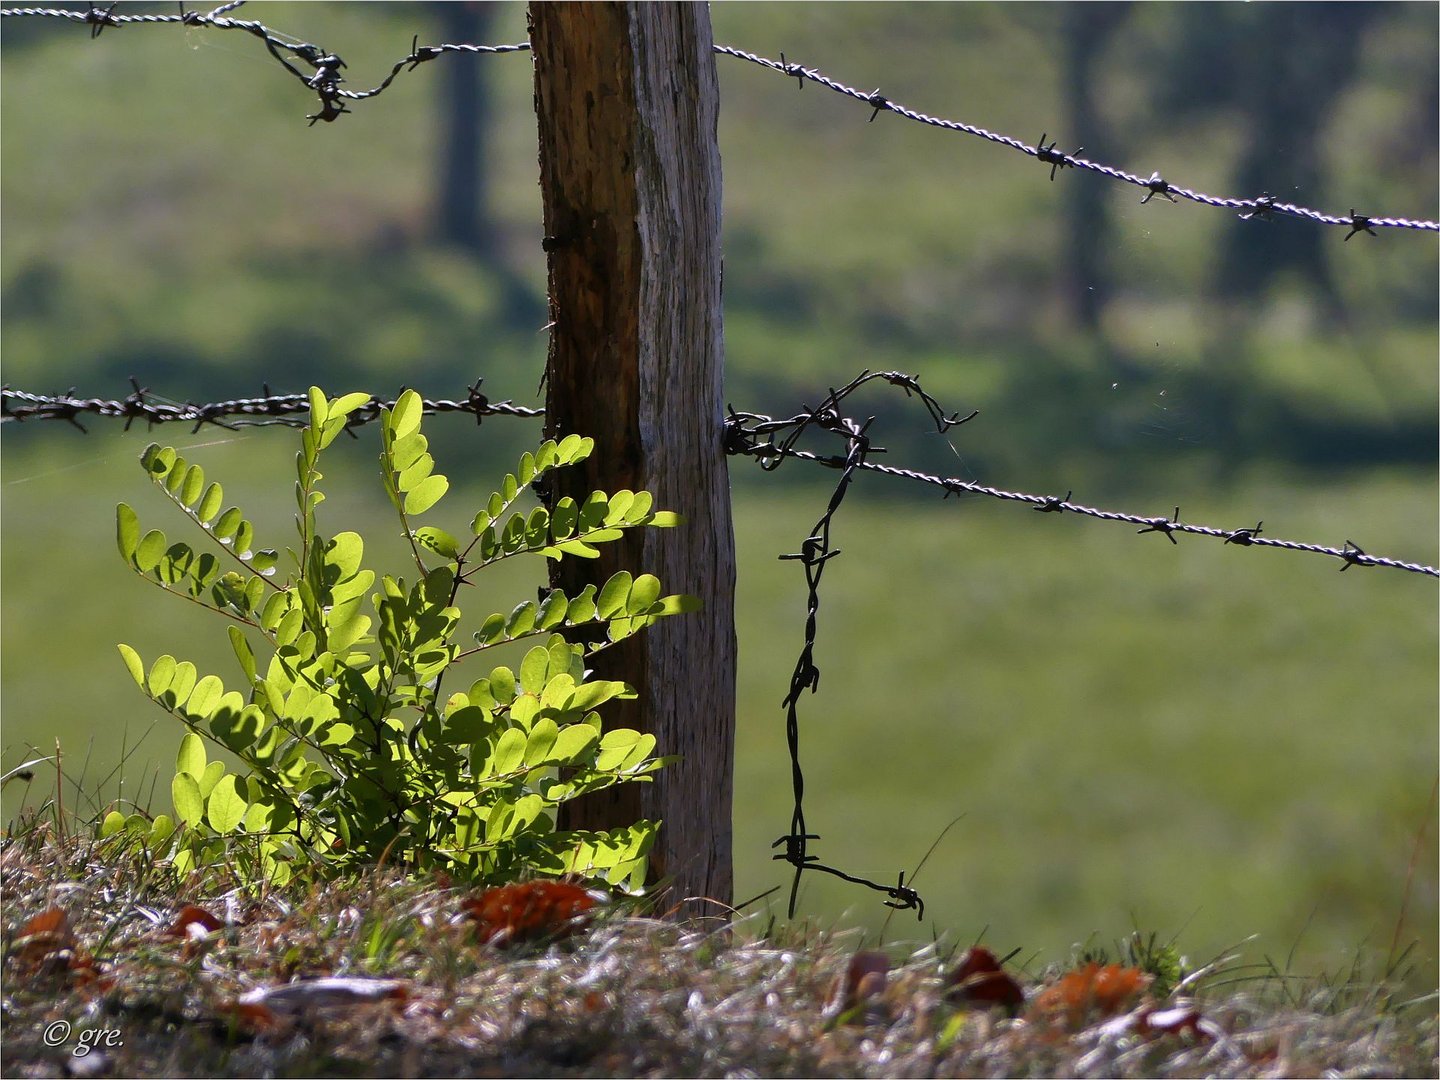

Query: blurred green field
[
  {"left": 2, "top": 428, "right": 1435, "bottom": 983},
  {"left": 2, "top": 1, "right": 1436, "bottom": 990}
]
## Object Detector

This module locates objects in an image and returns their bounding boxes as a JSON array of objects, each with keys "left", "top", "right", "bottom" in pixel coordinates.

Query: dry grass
[{"left": 2, "top": 819, "right": 1435, "bottom": 1079}]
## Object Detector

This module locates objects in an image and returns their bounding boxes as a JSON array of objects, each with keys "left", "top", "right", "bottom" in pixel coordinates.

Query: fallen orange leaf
[
  {"left": 461, "top": 881, "right": 600, "bottom": 946},
  {"left": 1033, "top": 963, "right": 1151, "bottom": 1026},
  {"left": 9, "top": 907, "right": 75, "bottom": 969}
]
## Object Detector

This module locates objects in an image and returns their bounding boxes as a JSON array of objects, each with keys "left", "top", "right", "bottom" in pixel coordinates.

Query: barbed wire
[
  {"left": 724, "top": 380, "right": 1440, "bottom": 579},
  {"left": 714, "top": 45, "right": 1438, "bottom": 235},
  {"left": 0, "top": 381, "right": 543, "bottom": 433},
  {"left": 8, "top": 378, "right": 1435, "bottom": 579},
  {"left": 4, "top": 3, "right": 1435, "bottom": 231},
  {"left": 0, "top": 2, "right": 531, "bottom": 125},
  {"left": 719, "top": 367, "right": 1436, "bottom": 914},
  {"left": 748, "top": 370, "right": 978, "bottom": 921}
]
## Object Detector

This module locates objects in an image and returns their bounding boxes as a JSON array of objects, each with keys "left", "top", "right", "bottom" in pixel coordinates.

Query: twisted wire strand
[
  {"left": 7, "top": 383, "right": 1433, "bottom": 578},
  {"left": 728, "top": 438, "right": 1438, "bottom": 579},
  {"left": 3, "top": 7, "right": 1433, "bottom": 232},
  {"left": 0, "top": 386, "right": 543, "bottom": 433},
  {"left": 714, "top": 44, "right": 1439, "bottom": 234}
]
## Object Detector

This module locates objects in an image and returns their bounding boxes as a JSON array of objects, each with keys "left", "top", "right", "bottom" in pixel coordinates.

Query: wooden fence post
[{"left": 529, "top": 2, "right": 736, "bottom": 908}]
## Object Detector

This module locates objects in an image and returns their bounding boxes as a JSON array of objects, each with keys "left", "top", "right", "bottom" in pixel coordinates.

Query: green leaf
[
  {"left": 551, "top": 724, "right": 600, "bottom": 764},
  {"left": 475, "top": 613, "right": 506, "bottom": 646},
  {"left": 566, "top": 585, "right": 598, "bottom": 624},
  {"left": 324, "top": 531, "right": 365, "bottom": 582},
  {"left": 550, "top": 498, "right": 578, "bottom": 541},
  {"left": 390, "top": 389, "right": 423, "bottom": 439},
  {"left": 206, "top": 775, "right": 247, "bottom": 834},
  {"left": 523, "top": 718, "right": 559, "bottom": 766},
  {"left": 506, "top": 601, "right": 537, "bottom": 638},
  {"left": 657, "top": 594, "right": 702, "bottom": 615},
  {"left": 491, "top": 728, "right": 526, "bottom": 775},
  {"left": 329, "top": 391, "right": 371, "bottom": 419},
  {"left": 172, "top": 774, "right": 204, "bottom": 828},
  {"left": 318, "top": 721, "right": 356, "bottom": 748},
  {"left": 198, "top": 760, "right": 226, "bottom": 799},
  {"left": 519, "top": 646, "right": 551, "bottom": 695},
  {"left": 627, "top": 573, "right": 662, "bottom": 613},
  {"left": 548, "top": 538, "right": 601, "bottom": 560},
  {"left": 597, "top": 572, "right": 632, "bottom": 619},
  {"left": 213, "top": 507, "right": 243, "bottom": 541},
  {"left": 186, "top": 675, "right": 225, "bottom": 721},
  {"left": 404, "top": 475, "right": 449, "bottom": 516},
  {"left": 117, "top": 643, "right": 145, "bottom": 687},
  {"left": 439, "top": 705, "right": 492, "bottom": 744},
  {"left": 212, "top": 703, "right": 263, "bottom": 753},
  {"left": 557, "top": 434, "right": 593, "bottom": 463},
  {"left": 140, "top": 443, "right": 173, "bottom": 477},
  {"left": 604, "top": 490, "right": 635, "bottom": 525},
  {"left": 149, "top": 815, "right": 175, "bottom": 847},
  {"left": 135, "top": 530, "right": 167, "bottom": 573},
  {"left": 161, "top": 661, "right": 197, "bottom": 710},
  {"left": 99, "top": 811, "right": 126, "bottom": 839},
  {"left": 147, "top": 654, "right": 177, "bottom": 697},
  {"left": 116, "top": 503, "right": 140, "bottom": 560},
  {"left": 307, "top": 386, "right": 329, "bottom": 428},
  {"left": 524, "top": 506, "right": 550, "bottom": 548},
  {"left": 164, "top": 455, "right": 189, "bottom": 495},
  {"left": 249, "top": 550, "right": 280, "bottom": 576},
  {"left": 180, "top": 464, "right": 205, "bottom": 508},
  {"left": 537, "top": 591, "right": 569, "bottom": 630},
  {"left": 390, "top": 432, "right": 428, "bottom": 472},
  {"left": 488, "top": 666, "right": 516, "bottom": 705},
  {"left": 414, "top": 526, "right": 460, "bottom": 560},
  {"left": 196, "top": 482, "right": 224, "bottom": 524},
  {"left": 398, "top": 455, "right": 434, "bottom": 490},
  {"left": 228, "top": 627, "right": 257, "bottom": 683}
]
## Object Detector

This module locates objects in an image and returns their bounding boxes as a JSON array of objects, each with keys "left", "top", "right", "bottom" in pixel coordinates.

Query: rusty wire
[{"left": 2, "top": 4, "right": 1435, "bottom": 231}]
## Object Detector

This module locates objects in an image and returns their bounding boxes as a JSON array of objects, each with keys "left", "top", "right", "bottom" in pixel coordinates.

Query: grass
[
  {"left": 2, "top": 424, "right": 1435, "bottom": 992},
  {"left": 2, "top": 819, "right": 1436, "bottom": 1078}
]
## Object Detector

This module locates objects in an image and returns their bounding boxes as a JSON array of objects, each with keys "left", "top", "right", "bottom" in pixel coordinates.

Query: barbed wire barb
[
  {"left": 0, "top": 383, "right": 544, "bottom": 432},
  {"left": 722, "top": 374, "right": 1439, "bottom": 580},
  {"left": 2, "top": 6, "right": 1433, "bottom": 233},
  {"left": 712, "top": 44, "right": 1440, "bottom": 234}
]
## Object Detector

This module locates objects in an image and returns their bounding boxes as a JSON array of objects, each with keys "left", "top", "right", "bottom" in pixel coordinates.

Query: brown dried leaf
[
  {"left": 946, "top": 946, "right": 1025, "bottom": 1012},
  {"left": 826, "top": 950, "right": 890, "bottom": 1018},
  {"left": 9, "top": 907, "right": 76, "bottom": 969},
  {"left": 165, "top": 904, "right": 225, "bottom": 941}
]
